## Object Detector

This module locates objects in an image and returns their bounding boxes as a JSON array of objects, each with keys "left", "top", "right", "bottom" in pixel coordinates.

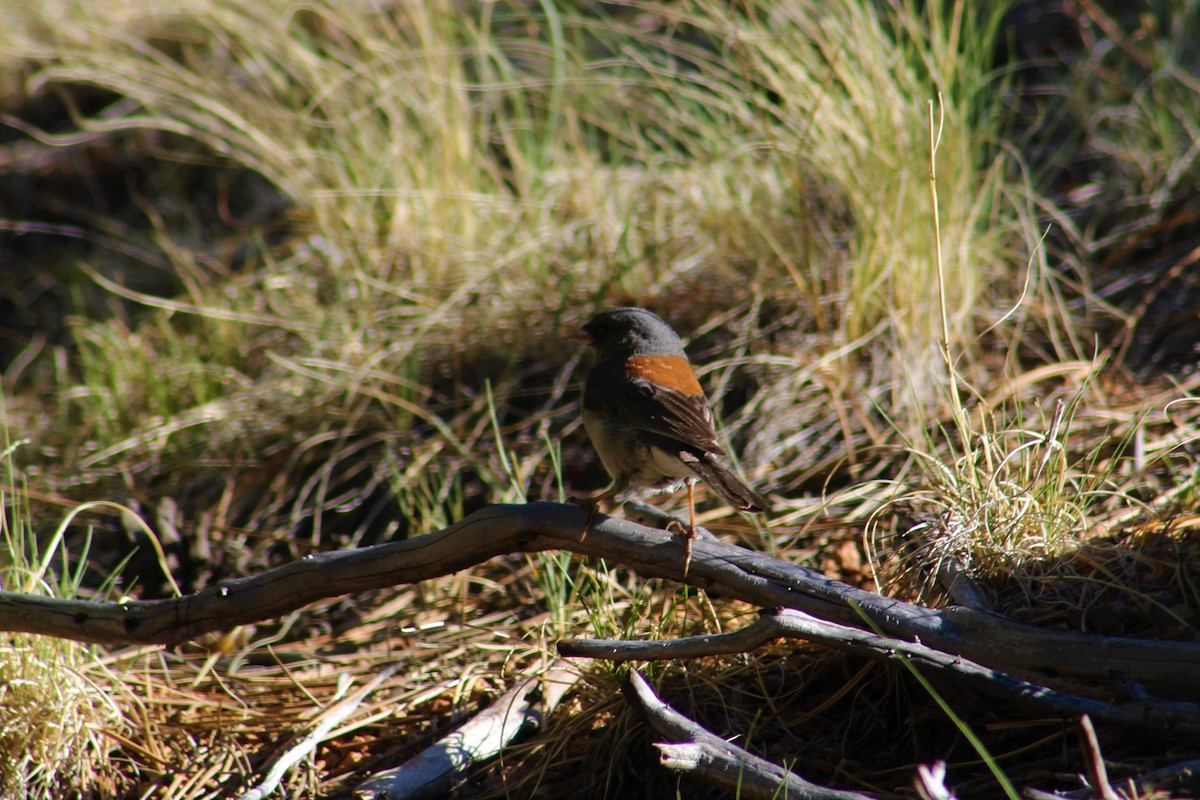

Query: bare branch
[
  {"left": 623, "top": 669, "right": 874, "bottom": 800},
  {"left": 354, "top": 663, "right": 579, "bottom": 800},
  {"left": 1022, "top": 756, "right": 1200, "bottom": 800},
  {"left": 561, "top": 608, "right": 1200, "bottom": 734},
  {"left": 2, "top": 502, "right": 1199, "bottom": 705}
]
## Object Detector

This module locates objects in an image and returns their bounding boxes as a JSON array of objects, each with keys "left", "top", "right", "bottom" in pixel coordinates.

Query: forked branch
[{"left": 0, "top": 502, "right": 1198, "bottom": 709}]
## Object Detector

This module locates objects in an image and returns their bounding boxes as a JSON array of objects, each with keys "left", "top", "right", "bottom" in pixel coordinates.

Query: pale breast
[{"left": 583, "top": 408, "right": 696, "bottom": 492}]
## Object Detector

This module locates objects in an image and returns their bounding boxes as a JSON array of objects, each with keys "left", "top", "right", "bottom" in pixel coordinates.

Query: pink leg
[
  {"left": 575, "top": 485, "right": 620, "bottom": 541},
  {"left": 681, "top": 479, "right": 696, "bottom": 577}
]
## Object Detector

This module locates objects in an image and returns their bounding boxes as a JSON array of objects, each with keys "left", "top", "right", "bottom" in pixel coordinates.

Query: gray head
[{"left": 581, "top": 307, "right": 687, "bottom": 361}]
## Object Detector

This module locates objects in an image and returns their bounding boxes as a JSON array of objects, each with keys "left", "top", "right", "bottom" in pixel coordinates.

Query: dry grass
[
  {"left": 0, "top": 635, "right": 127, "bottom": 796},
  {"left": 1, "top": 0, "right": 1199, "bottom": 797},
  {"left": 0, "top": 439, "right": 132, "bottom": 796}
]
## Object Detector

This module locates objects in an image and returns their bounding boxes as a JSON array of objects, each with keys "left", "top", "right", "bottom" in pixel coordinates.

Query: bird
[{"left": 576, "top": 307, "right": 768, "bottom": 575}]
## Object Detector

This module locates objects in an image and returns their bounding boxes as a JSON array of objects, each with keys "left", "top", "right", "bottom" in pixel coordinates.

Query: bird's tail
[{"left": 687, "top": 455, "right": 768, "bottom": 513}]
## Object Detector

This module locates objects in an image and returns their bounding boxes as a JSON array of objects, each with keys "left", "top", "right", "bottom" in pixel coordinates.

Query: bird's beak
[{"left": 564, "top": 326, "right": 591, "bottom": 345}]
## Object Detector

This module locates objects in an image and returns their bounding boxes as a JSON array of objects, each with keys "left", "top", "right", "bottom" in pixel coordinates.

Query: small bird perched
[{"left": 577, "top": 307, "right": 768, "bottom": 575}]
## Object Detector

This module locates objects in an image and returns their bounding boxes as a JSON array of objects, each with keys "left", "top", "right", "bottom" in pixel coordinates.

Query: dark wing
[{"left": 584, "top": 361, "right": 727, "bottom": 456}]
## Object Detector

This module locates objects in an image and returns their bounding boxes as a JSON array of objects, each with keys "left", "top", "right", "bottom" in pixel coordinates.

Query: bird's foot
[
  {"left": 665, "top": 519, "right": 697, "bottom": 578},
  {"left": 569, "top": 489, "right": 615, "bottom": 541}
]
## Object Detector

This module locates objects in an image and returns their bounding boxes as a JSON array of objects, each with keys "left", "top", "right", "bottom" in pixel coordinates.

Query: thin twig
[
  {"left": 560, "top": 607, "right": 1200, "bottom": 735},
  {"left": 624, "top": 669, "right": 874, "bottom": 800},
  {"left": 236, "top": 665, "right": 398, "bottom": 800},
  {"left": 354, "top": 662, "right": 579, "bottom": 799},
  {"left": 1079, "top": 716, "right": 1120, "bottom": 800}
]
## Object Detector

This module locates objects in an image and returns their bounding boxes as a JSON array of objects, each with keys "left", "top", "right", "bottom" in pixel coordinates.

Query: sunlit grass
[
  {"left": 0, "top": 433, "right": 130, "bottom": 798},
  {"left": 1, "top": 0, "right": 1198, "bottom": 796},
  {"left": 2, "top": 0, "right": 1024, "bottom": 467}
]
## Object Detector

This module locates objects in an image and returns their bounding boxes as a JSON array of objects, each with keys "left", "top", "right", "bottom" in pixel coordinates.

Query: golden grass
[
  {"left": 0, "top": 635, "right": 127, "bottom": 797},
  {"left": 0, "top": 441, "right": 132, "bottom": 796},
  {"left": 1, "top": 0, "right": 1198, "bottom": 796}
]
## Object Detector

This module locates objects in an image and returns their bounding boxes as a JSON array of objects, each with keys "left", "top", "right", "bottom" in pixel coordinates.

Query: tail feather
[{"left": 685, "top": 454, "right": 768, "bottom": 513}]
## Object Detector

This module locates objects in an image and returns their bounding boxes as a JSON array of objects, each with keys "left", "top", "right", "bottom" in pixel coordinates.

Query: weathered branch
[
  {"left": 1022, "top": 755, "right": 1200, "bottom": 799},
  {"left": 623, "top": 669, "right": 874, "bottom": 800},
  {"left": 1, "top": 502, "right": 1198, "bottom": 704},
  {"left": 354, "top": 663, "right": 579, "bottom": 800},
  {"left": 560, "top": 608, "right": 1200, "bottom": 734},
  {"left": 1079, "top": 715, "right": 1121, "bottom": 800}
]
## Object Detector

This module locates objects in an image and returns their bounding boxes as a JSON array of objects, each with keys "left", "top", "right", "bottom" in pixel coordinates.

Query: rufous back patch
[{"left": 625, "top": 354, "right": 703, "bottom": 395}]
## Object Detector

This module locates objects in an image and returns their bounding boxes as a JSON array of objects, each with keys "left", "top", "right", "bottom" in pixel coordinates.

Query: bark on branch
[
  {"left": 1, "top": 502, "right": 1197, "bottom": 705},
  {"left": 623, "top": 668, "right": 874, "bottom": 800},
  {"left": 354, "top": 662, "right": 579, "bottom": 799},
  {"left": 560, "top": 608, "right": 1200, "bottom": 734}
]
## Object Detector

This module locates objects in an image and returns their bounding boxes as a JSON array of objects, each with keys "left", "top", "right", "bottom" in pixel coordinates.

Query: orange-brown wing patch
[{"left": 625, "top": 355, "right": 703, "bottom": 395}]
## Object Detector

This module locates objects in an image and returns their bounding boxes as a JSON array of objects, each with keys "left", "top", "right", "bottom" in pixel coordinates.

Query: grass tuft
[{"left": 0, "top": 435, "right": 130, "bottom": 798}]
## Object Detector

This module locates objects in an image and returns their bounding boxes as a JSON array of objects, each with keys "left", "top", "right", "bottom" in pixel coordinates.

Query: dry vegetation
[{"left": 1, "top": 0, "right": 1198, "bottom": 797}]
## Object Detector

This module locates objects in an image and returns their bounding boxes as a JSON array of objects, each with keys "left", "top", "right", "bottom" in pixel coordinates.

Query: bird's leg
[
  {"left": 572, "top": 484, "right": 621, "bottom": 541},
  {"left": 582, "top": 499, "right": 599, "bottom": 541},
  {"left": 684, "top": 478, "right": 698, "bottom": 576},
  {"left": 666, "top": 478, "right": 698, "bottom": 578}
]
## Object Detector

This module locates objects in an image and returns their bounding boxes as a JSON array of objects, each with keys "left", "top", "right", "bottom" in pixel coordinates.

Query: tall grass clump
[
  {"left": 655, "top": 0, "right": 1028, "bottom": 490},
  {"left": 675, "top": 0, "right": 1018, "bottom": 406},
  {"left": 0, "top": 0, "right": 1026, "bottom": 489},
  {"left": 7, "top": 2, "right": 536, "bottom": 369},
  {"left": 871, "top": 98, "right": 1141, "bottom": 598},
  {"left": 885, "top": 393, "right": 1106, "bottom": 593},
  {"left": 0, "top": 432, "right": 128, "bottom": 798}
]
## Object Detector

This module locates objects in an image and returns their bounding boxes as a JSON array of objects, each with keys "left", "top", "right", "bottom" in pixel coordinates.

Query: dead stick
[
  {"left": 560, "top": 608, "right": 1200, "bottom": 735},
  {"left": 237, "top": 665, "right": 397, "bottom": 800},
  {"left": 2, "top": 503, "right": 1199, "bottom": 702},
  {"left": 354, "top": 663, "right": 579, "bottom": 799},
  {"left": 1079, "top": 715, "right": 1121, "bottom": 800},
  {"left": 624, "top": 669, "right": 875, "bottom": 800}
]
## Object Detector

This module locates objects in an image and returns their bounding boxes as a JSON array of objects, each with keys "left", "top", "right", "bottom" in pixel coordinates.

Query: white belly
[{"left": 583, "top": 409, "right": 695, "bottom": 492}]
